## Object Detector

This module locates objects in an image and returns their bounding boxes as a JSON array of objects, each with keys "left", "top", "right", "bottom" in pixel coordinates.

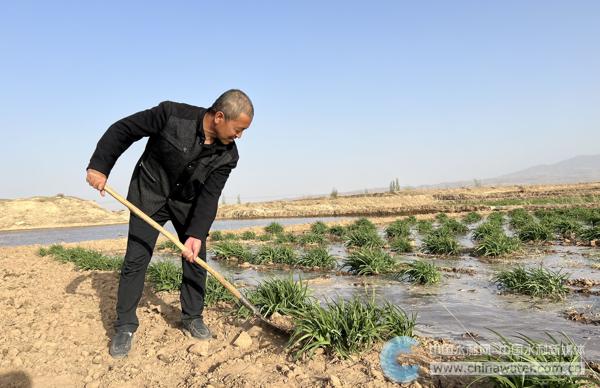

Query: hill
[
  {"left": 486, "top": 154, "right": 600, "bottom": 185},
  {"left": 0, "top": 195, "right": 128, "bottom": 231}
]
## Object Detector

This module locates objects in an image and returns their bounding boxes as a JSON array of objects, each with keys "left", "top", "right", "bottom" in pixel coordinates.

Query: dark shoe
[
  {"left": 182, "top": 318, "right": 212, "bottom": 340},
  {"left": 109, "top": 331, "right": 133, "bottom": 358}
]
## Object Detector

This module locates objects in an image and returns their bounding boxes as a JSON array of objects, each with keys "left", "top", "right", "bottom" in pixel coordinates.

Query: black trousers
[{"left": 114, "top": 205, "right": 207, "bottom": 333}]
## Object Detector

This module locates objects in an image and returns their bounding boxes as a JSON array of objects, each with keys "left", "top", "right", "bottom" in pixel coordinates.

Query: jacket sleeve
[
  {"left": 87, "top": 101, "right": 170, "bottom": 176},
  {"left": 185, "top": 159, "right": 238, "bottom": 239}
]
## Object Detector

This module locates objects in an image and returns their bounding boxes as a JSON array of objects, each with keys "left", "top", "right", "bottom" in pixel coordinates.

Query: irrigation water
[{"left": 0, "top": 216, "right": 354, "bottom": 246}]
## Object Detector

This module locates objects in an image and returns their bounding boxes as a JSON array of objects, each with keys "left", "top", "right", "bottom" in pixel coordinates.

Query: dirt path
[{"left": 0, "top": 242, "right": 435, "bottom": 388}]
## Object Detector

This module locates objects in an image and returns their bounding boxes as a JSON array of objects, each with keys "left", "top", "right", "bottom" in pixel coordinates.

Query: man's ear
[{"left": 215, "top": 111, "right": 225, "bottom": 123}]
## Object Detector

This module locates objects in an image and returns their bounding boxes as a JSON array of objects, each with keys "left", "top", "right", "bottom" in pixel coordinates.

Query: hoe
[{"left": 103, "top": 184, "right": 290, "bottom": 335}]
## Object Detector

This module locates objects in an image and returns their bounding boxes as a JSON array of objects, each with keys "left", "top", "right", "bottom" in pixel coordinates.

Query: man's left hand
[{"left": 182, "top": 237, "right": 202, "bottom": 263}]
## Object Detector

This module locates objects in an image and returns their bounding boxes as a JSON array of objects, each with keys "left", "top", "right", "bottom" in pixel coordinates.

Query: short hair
[{"left": 209, "top": 89, "right": 254, "bottom": 120}]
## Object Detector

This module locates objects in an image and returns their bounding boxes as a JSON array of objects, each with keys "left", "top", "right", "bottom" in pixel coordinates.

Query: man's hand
[
  {"left": 182, "top": 236, "right": 202, "bottom": 263},
  {"left": 86, "top": 168, "right": 107, "bottom": 197}
]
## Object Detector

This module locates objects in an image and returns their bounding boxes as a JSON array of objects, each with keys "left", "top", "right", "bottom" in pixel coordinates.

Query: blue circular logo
[{"left": 379, "top": 336, "right": 420, "bottom": 383}]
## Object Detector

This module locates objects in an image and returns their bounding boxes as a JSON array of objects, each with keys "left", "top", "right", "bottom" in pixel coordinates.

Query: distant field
[{"left": 217, "top": 182, "right": 600, "bottom": 219}]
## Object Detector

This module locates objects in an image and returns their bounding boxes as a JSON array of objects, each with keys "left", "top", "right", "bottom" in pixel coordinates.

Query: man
[{"left": 86, "top": 89, "right": 253, "bottom": 358}]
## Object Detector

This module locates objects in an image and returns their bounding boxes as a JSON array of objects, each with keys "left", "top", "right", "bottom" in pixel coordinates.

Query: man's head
[{"left": 206, "top": 89, "right": 253, "bottom": 145}]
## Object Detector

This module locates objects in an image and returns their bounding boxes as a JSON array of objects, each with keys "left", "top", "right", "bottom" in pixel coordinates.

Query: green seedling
[
  {"left": 422, "top": 228, "right": 461, "bottom": 255},
  {"left": 328, "top": 225, "right": 346, "bottom": 238},
  {"left": 156, "top": 240, "right": 178, "bottom": 251},
  {"left": 385, "top": 220, "right": 411, "bottom": 239},
  {"left": 471, "top": 331, "right": 595, "bottom": 388},
  {"left": 474, "top": 232, "right": 521, "bottom": 257},
  {"left": 462, "top": 212, "right": 482, "bottom": 225},
  {"left": 343, "top": 247, "right": 397, "bottom": 275},
  {"left": 494, "top": 266, "right": 569, "bottom": 298},
  {"left": 299, "top": 233, "right": 327, "bottom": 246},
  {"left": 289, "top": 296, "right": 416, "bottom": 359},
  {"left": 416, "top": 220, "right": 434, "bottom": 235},
  {"left": 147, "top": 261, "right": 182, "bottom": 292},
  {"left": 275, "top": 232, "right": 299, "bottom": 244},
  {"left": 240, "top": 231, "right": 257, "bottom": 240},
  {"left": 211, "top": 241, "right": 253, "bottom": 262},
  {"left": 210, "top": 231, "right": 224, "bottom": 241},
  {"left": 253, "top": 244, "right": 298, "bottom": 265},
  {"left": 310, "top": 221, "right": 329, "bottom": 235},
  {"left": 517, "top": 221, "right": 554, "bottom": 242},
  {"left": 238, "top": 277, "right": 314, "bottom": 319},
  {"left": 472, "top": 221, "right": 504, "bottom": 241},
  {"left": 297, "top": 247, "right": 337, "bottom": 269},
  {"left": 578, "top": 226, "right": 600, "bottom": 242},
  {"left": 204, "top": 275, "right": 237, "bottom": 306},
  {"left": 397, "top": 260, "right": 441, "bottom": 285},
  {"left": 440, "top": 218, "right": 469, "bottom": 235},
  {"left": 389, "top": 236, "right": 413, "bottom": 253},
  {"left": 264, "top": 222, "right": 284, "bottom": 235},
  {"left": 347, "top": 217, "right": 377, "bottom": 234},
  {"left": 344, "top": 229, "right": 384, "bottom": 249},
  {"left": 486, "top": 211, "right": 505, "bottom": 226},
  {"left": 39, "top": 244, "right": 123, "bottom": 271}
]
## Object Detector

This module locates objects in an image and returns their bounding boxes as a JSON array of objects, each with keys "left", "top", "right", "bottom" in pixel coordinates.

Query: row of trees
[
  {"left": 389, "top": 178, "right": 401, "bottom": 193},
  {"left": 220, "top": 195, "right": 242, "bottom": 205}
]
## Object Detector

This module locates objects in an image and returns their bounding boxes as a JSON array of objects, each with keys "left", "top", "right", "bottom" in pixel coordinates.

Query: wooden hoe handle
[{"left": 103, "top": 184, "right": 259, "bottom": 316}]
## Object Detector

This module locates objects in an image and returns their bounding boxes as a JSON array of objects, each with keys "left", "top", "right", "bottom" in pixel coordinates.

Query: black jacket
[{"left": 87, "top": 101, "right": 239, "bottom": 239}]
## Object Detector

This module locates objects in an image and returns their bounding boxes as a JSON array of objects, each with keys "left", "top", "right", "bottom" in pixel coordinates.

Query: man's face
[{"left": 213, "top": 111, "right": 252, "bottom": 144}]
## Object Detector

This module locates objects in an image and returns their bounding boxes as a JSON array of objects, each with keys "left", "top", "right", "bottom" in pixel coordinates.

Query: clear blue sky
[{"left": 1, "top": 1, "right": 599, "bottom": 207}]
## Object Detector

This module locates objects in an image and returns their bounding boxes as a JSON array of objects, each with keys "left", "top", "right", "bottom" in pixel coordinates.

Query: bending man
[{"left": 86, "top": 89, "right": 253, "bottom": 358}]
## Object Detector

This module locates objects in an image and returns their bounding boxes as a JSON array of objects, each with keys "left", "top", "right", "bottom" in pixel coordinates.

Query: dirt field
[
  {"left": 2, "top": 182, "right": 599, "bottom": 232},
  {"left": 0, "top": 240, "right": 441, "bottom": 388}
]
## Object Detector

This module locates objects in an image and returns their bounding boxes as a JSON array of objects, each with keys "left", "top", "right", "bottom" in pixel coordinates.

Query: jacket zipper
[{"left": 139, "top": 161, "right": 158, "bottom": 183}]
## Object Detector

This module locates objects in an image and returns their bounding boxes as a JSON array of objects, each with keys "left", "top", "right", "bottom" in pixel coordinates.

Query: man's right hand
[{"left": 86, "top": 169, "right": 107, "bottom": 197}]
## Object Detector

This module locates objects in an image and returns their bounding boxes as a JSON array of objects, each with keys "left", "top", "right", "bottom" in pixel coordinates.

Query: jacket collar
[
  {"left": 198, "top": 108, "right": 235, "bottom": 152},
  {"left": 197, "top": 108, "right": 207, "bottom": 142}
]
